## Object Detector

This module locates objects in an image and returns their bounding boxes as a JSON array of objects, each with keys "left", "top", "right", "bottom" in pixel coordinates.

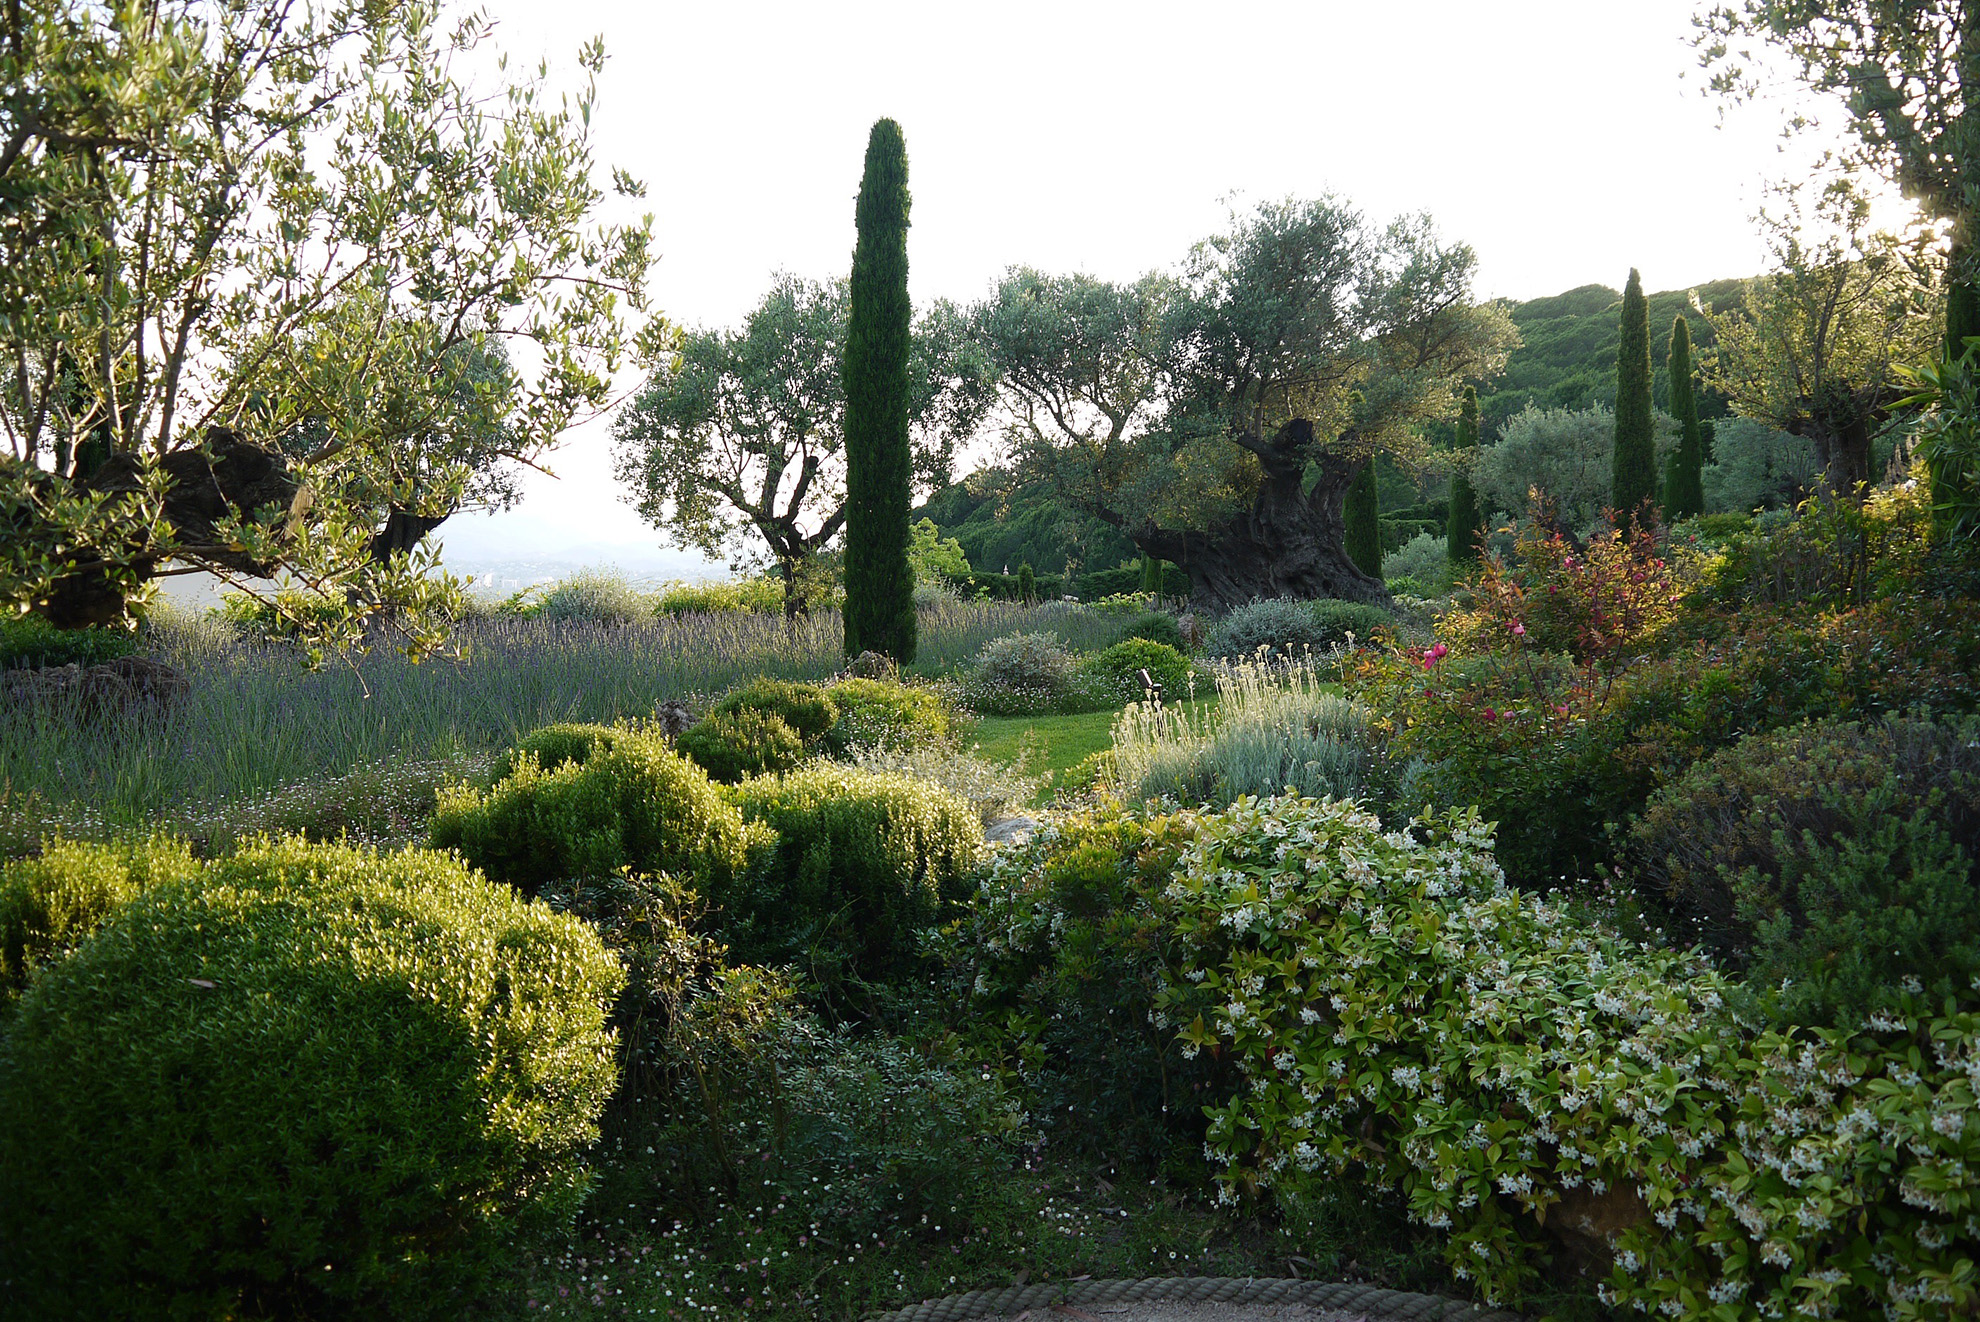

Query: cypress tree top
[
  {"left": 1664, "top": 314, "right": 1705, "bottom": 520},
  {"left": 842, "top": 118, "right": 917, "bottom": 663},
  {"left": 1612, "top": 268, "right": 1657, "bottom": 522}
]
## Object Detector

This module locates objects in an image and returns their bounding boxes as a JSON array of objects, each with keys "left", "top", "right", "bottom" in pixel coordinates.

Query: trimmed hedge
[
  {"left": 1079, "top": 639, "right": 1194, "bottom": 703},
  {"left": 0, "top": 836, "right": 621, "bottom": 1321},
  {"left": 821, "top": 677, "right": 952, "bottom": 754},
  {"left": 722, "top": 764, "right": 985, "bottom": 977},
  {"left": 432, "top": 731, "right": 756, "bottom": 895},
  {"left": 712, "top": 678, "right": 838, "bottom": 745},
  {"left": 490, "top": 721, "right": 627, "bottom": 781},
  {"left": 676, "top": 708, "right": 807, "bottom": 783},
  {"left": 0, "top": 837, "right": 199, "bottom": 1011}
]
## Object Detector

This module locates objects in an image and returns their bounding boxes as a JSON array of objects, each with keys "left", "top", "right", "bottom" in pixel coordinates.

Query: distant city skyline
[{"left": 441, "top": 0, "right": 1868, "bottom": 577}]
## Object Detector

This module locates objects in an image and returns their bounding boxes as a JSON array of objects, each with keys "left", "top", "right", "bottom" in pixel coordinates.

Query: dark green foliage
[
  {"left": 1344, "top": 460, "right": 1383, "bottom": 579},
  {"left": 491, "top": 721, "right": 625, "bottom": 781},
  {"left": 1631, "top": 714, "right": 1980, "bottom": 1025},
  {"left": 1079, "top": 639, "right": 1193, "bottom": 702},
  {"left": 0, "top": 615, "right": 138, "bottom": 670},
  {"left": 1471, "top": 277, "right": 1745, "bottom": 436},
  {"left": 820, "top": 676, "right": 953, "bottom": 754},
  {"left": 0, "top": 837, "right": 621, "bottom": 1321},
  {"left": 722, "top": 764, "right": 984, "bottom": 978},
  {"left": 1017, "top": 562, "right": 1035, "bottom": 603},
  {"left": 1612, "top": 269, "right": 1658, "bottom": 521},
  {"left": 1139, "top": 551, "right": 1161, "bottom": 594},
  {"left": 1308, "top": 599, "right": 1395, "bottom": 649},
  {"left": 1447, "top": 385, "right": 1483, "bottom": 563},
  {"left": 676, "top": 709, "right": 808, "bottom": 784},
  {"left": 431, "top": 731, "right": 756, "bottom": 896},
  {"left": 842, "top": 119, "right": 916, "bottom": 665},
  {"left": 912, "top": 479, "right": 1135, "bottom": 579},
  {"left": 1113, "top": 609, "right": 1184, "bottom": 651},
  {"left": 712, "top": 678, "right": 838, "bottom": 745},
  {"left": 0, "top": 837, "right": 198, "bottom": 1011},
  {"left": 1664, "top": 316, "right": 1706, "bottom": 519}
]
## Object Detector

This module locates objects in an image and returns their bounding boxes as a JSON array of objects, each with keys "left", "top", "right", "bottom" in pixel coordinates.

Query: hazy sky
[{"left": 437, "top": 0, "right": 1844, "bottom": 574}]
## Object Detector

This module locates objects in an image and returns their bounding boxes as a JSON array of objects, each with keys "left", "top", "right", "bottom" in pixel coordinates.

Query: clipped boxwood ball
[
  {"left": 432, "top": 731, "right": 753, "bottom": 895},
  {"left": 490, "top": 721, "right": 627, "bottom": 782},
  {"left": 676, "top": 707, "right": 807, "bottom": 783},
  {"left": 712, "top": 678, "right": 838, "bottom": 745},
  {"left": 0, "top": 836, "right": 623, "bottom": 1321}
]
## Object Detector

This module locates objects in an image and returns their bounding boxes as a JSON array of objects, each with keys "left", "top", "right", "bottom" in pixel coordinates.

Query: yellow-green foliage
[
  {"left": 432, "top": 731, "right": 754, "bottom": 895},
  {"left": 724, "top": 764, "right": 985, "bottom": 976},
  {"left": 0, "top": 836, "right": 622, "bottom": 1321},
  {"left": 0, "top": 837, "right": 198, "bottom": 1009},
  {"left": 652, "top": 577, "right": 785, "bottom": 616},
  {"left": 490, "top": 721, "right": 627, "bottom": 782},
  {"left": 821, "top": 676, "right": 952, "bottom": 754},
  {"left": 675, "top": 708, "right": 807, "bottom": 784},
  {"left": 713, "top": 678, "right": 839, "bottom": 745}
]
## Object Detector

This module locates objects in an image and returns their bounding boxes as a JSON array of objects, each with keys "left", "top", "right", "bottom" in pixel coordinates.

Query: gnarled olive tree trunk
[{"left": 1119, "top": 420, "right": 1389, "bottom": 613}]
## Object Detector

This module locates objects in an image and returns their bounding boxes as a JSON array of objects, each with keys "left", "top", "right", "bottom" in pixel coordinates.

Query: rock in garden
[
  {"left": 652, "top": 698, "right": 694, "bottom": 738},
  {"left": 2, "top": 656, "right": 191, "bottom": 718},
  {"left": 844, "top": 650, "right": 898, "bottom": 680},
  {"left": 984, "top": 815, "right": 1039, "bottom": 847}
]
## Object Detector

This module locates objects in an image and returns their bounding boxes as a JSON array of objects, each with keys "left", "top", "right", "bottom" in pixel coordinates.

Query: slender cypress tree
[
  {"left": 1447, "top": 385, "right": 1482, "bottom": 563},
  {"left": 1663, "top": 315, "right": 1706, "bottom": 520},
  {"left": 1017, "top": 563, "right": 1035, "bottom": 604},
  {"left": 1344, "top": 459, "right": 1383, "bottom": 580},
  {"left": 842, "top": 119, "right": 916, "bottom": 663},
  {"left": 1139, "top": 551, "right": 1161, "bottom": 595},
  {"left": 1612, "top": 268, "right": 1658, "bottom": 523}
]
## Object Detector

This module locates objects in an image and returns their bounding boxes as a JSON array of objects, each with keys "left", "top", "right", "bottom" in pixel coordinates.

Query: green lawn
[{"left": 968, "top": 694, "right": 1221, "bottom": 804}]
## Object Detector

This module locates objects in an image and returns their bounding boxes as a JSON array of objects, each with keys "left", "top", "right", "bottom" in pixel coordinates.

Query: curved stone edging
[{"left": 865, "top": 1276, "right": 1522, "bottom": 1322}]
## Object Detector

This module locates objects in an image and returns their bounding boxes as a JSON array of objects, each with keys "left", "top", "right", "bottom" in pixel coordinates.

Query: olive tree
[
  {"left": 0, "top": 0, "right": 656, "bottom": 655},
  {"left": 611, "top": 275, "right": 992, "bottom": 615},
  {"left": 978, "top": 200, "right": 1515, "bottom": 609}
]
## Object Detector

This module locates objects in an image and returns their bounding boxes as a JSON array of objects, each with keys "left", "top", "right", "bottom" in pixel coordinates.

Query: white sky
[{"left": 437, "top": 0, "right": 1851, "bottom": 574}]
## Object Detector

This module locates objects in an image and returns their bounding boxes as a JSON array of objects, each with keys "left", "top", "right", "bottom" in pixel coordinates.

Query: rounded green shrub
[
  {"left": 712, "top": 677, "right": 838, "bottom": 745},
  {"left": 0, "top": 837, "right": 199, "bottom": 1011},
  {"left": 0, "top": 836, "right": 622, "bottom": 1321},
  {"left": 1307, "top": 599, "right": 1393, "bottom": 649},
  {"left": 821, "top": 676, "right": 952, "bottom": 754},
  {"left": 1079, "top": 638, "right": 1193, "bottom": 703},
  {"left": 1113, "top": 610, "right": 1184, "bottom": 652},
  {"left": 491, "top": 721, "right": 627, "bottom": 781},
  {"left": 1632, "top": 713, "right": 1980, "bottom": 1025},
  {"left": 536, "top": 569, "right": 648, "bottom": 624},
  {"left": 1204, "top": 597, "right": 1326, "bottom": 660},
  {"left": 676, "top": 708, "right": 807, "bottom": 783},
  {"left": 432, "top": 732, "right": 754, "bottom": 896},
  {"left": 722, "top": 764, "right": 985, "bottom": 977}
]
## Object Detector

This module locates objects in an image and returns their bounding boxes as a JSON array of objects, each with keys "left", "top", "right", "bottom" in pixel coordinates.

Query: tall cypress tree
[
  {"left": 1611, "top": 268, "right": 1657, "bottom": 524},
  {"left": 842, "top": 119, "right": 916, "bottom": 663},
  {"left": 1344, "top": 459, "right": 1383, "bottom": 581},
  {"left": 1662, "top": 314, "right": 1706, "bottom": 520},
  {"left": 1447, "top": 385, "right": 1482, "bottom": 563}
]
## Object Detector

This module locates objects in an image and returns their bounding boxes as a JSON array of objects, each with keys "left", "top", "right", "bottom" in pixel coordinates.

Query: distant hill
[{"left": 1475, "top": 276, "right": 1751, "bottom": 438}]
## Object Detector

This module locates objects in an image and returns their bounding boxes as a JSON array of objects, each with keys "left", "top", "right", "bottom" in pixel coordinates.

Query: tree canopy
[
  {"left": 0, "top": 0, "right": 656, "bottom": 654},
  {"left": 976, "top": 198, "right": 1515, "bottom": 608},
  {"left": 611, "top": 274, "right": 992, "bottom": 614}
]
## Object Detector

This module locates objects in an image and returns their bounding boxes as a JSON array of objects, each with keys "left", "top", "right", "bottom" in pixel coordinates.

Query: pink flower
[
  {"left": 1510, "top": 622, "right": 1526, "bottom": 637},
  {"left": 1481, "top": 708, "right": 1497, "bottom": 721}
]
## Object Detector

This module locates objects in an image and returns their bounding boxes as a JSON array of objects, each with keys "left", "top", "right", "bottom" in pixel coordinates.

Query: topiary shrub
[
  {"left": 956, "top": 632, "right": 1113, "bottom": 716},
  {"left": 491, "top": 722, "right": 627, "bottom": 782},
  {"left": 1078, "top": 638, "right": 1194, "bottom": 703},
  {"left": 1112, "top": 610, "right": 1184, "bottom": 652},
  {"left": 711, "top": 677, "right": 838, "bottom": 745},
  {"left": 675, "top": 708, "right": 808, "bottom": 783},
  {"left": 722, "top": 764, "right": 985, "bottom": 978},
  {"left": 1307, "top": 599, "right": 1393, "bottom": 650},
  {"left": 431, "top": 732, "right": 755, "bottom": 896},
  {"left": 0, "top": 836, "right": 622, "bottom": 1321},
  {"left": 1631, "top": 713, "right": 1980, "bottom": 1026},
  {"left": 537, "top": 569, "right": 649, "bottom": 624},
  {"left": 0, "top": 837, "right": 199, "bottom": 1011},
  {"left": 821, "top": 676, "right": 952, "bottom": 754},
  {"left": 1205, "top": 597, "right": 1329, "bottom": 660}
]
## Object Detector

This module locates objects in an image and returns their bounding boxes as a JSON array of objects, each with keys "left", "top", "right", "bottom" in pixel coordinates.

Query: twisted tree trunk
[{"left": 1117, "top": 419, "right": 1389, "bottom": 613}]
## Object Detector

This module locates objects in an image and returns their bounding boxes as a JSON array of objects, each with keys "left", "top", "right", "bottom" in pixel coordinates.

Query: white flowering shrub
[{"left": 1149, "top": 794, "right": 1980, "bottom": 1318}]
